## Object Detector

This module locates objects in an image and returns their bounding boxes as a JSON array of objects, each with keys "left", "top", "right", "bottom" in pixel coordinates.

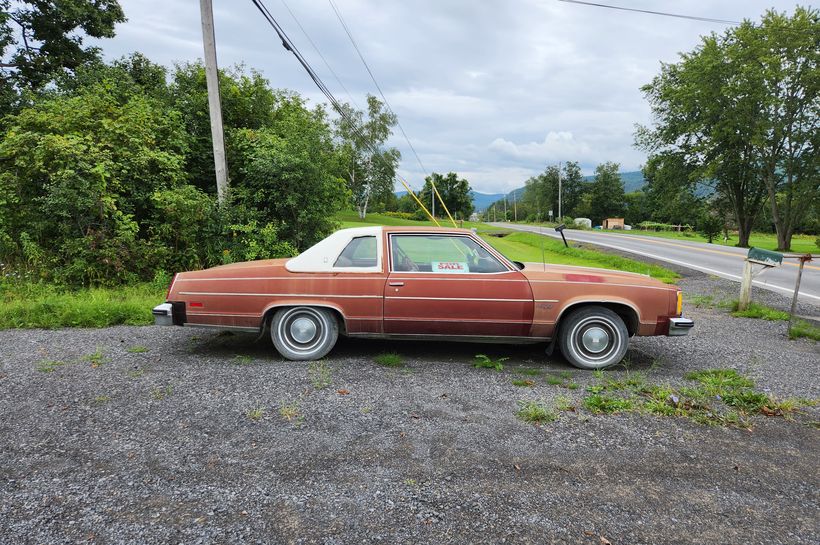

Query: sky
[{"left": 91, "top": 0, "right": 794, "bottom": 194}]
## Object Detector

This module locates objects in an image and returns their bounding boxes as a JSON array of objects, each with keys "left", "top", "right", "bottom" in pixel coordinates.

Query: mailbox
[{"left": 747, "top": 247, "right": 783, "bottom": 267}]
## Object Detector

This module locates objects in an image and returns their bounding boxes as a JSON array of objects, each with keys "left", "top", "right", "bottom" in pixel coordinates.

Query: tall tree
[
  {"left": 561, "top": 161, "right": 584, "bottom": 217},
  {"left": 419, "top": 172, "right": 473, "bottom": 220},
  {"left": 335, "top": 95, "right": 400, "bottom": 219},
  {"left": 641, "top": 152, "right": 703, "bottom": 225},
  {"left": 637, "top": 7, "right": 818, "bottom": 249},
  {"left": 588, "top": 162, "right": 625, "bottom": 224},
  {"left": 0, "top": 0, "right": 125, "bottom": 89}
]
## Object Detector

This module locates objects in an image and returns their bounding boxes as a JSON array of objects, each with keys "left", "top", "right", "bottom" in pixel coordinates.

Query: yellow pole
[
  {"left": 398, "top": 178, "right": 439, "bottom": 226},
  {"left": 430, "top": 182, "right": 458, "bottom": 228}
]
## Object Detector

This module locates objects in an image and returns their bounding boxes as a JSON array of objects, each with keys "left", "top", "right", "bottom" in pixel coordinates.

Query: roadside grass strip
[
  {"left": 516, "top": 368, "right": 816, "bottom": 428},
  {"left": 482, "top": 232, "right": 680, "bottom": 283}
]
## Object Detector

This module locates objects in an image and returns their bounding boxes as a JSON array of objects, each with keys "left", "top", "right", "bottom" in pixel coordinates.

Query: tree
[
  {"left": 335, "top": 95, "right": 400, "bottom": 219},
  {"left": 419, "top": 172, "right": 473, "bottom": 220},
  {"left": 699, "top": 208, "right": 724, "bottom": 244},
  {"left": 561, "top": 161, "right": 584, "bottom": 217},
  {"left": 642, "top": 152, "right": 703, "bottom": 225},
  {"left": 588, "top": 162, "right": 625, "bottom": 224},
  {"left": 749, "top": 8, "right": 819, "bottom": 250},
  {"left": 0, "top": 0, "right": 125, "bottom": 89},
  {"left": 638, "top": 7, "right": 819, "bottom": 249}
]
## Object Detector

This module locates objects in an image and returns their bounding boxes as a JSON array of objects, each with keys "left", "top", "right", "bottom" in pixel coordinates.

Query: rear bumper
[
  {"left": 152, "top": 303, "right": 174, "bottom": 326},
  {"left": 668, "top": 317, "right": 694, "bottom": 336}
]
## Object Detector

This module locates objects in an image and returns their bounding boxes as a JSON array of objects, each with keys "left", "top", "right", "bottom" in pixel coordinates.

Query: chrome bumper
[
  {"left": 152, "top": 303, "right": 174, "bottom": 326},
  {"left": 668, "top": 317, "right": 694, "bottom": 336}
]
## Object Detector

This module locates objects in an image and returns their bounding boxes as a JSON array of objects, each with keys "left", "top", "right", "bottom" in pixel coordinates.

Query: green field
[{"left": 597, "top": 229, "right": 817, "bottom": 254}]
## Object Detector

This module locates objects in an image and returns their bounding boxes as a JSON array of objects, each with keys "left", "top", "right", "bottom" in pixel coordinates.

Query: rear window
[{"left": 334, "top": 236, "right": 378, "bottom": 268}]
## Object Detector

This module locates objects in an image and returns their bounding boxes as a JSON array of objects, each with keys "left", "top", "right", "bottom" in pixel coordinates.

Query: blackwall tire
[
  {"left": 558, "top": 306, "right": 629, "bottom": 370},
  {"left": 271, "top": 307, "right": 338, "bottom": 361}
]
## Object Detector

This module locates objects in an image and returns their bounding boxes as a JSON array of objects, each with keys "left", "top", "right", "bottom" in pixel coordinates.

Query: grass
[
  {"left": 0, "top": 280, "right": 163, "bottom": 329},
  {"left": 126, "top": 345, "right": 149, "bottom": 353},
  {"left": 789, "top": 319, "right": 820, "bottom": 341},
  {"left": 731, "top": 302, "right": 790, "bottom": 321},
  {"left": 83, "top": 347, "right": 107, "bottom": 368},
  {"left": 374, "top": 352, "right": 403, "bottom": 367},
  {"left": 232, "top": 354, "right": 252, "bottom": 365},
  {"left": 247, "top": 407, "right": 265, "bottom": 421},
  {"left": 36, "top": 359, "right": 65, "bottom": 373},
  {"left": 308, "top": 360, "right": 332, "bottom": 389},
  {"left": 473, "top": 354, "right": 508, "bottom": 371},
  {"left": 150, "top": 385, "right": 173, "bottom": 400},
  {"left": 482, "top": 232, "right": 679, "bottom": 283},
  {"left": 583, "top": 394, "right": 635, "bottom": 414},
  {"left": 92, "top": 395, "right": 112, "bottom": 405},
  {"left": 279, "top": 402, "right": 300, "bottom": 421},
  {"left": 516, "top": 400, "right": 558, "bottom": 424},
  {"left": 608, "top": 229, "right": 817, "bottom": 254}
]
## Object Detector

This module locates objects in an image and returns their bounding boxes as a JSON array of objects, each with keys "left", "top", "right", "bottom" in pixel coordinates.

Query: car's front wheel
[
  {"left": 270, "top": 307, "right": 339, "bottom": 361},
  {"left": 558, "top": 306, "right": 629, "bottom": 370}
]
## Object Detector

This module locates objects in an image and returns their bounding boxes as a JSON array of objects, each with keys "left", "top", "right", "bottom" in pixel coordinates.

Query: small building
[{"left": 603, "top": 217, "right": 625, "bottom": 230}]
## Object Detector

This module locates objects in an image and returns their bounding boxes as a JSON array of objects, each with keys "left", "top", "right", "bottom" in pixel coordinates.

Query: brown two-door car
[{"left": 153, "top": 226, "right": 693, "bottom": 369}]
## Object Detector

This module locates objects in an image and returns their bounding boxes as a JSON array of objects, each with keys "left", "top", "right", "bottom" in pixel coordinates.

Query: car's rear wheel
[
  {"left": 559, "top": 306, "right": 629, "bottom": 370},
  {"left": 271, "top": 307, "right": 338, "bottom": 361}
]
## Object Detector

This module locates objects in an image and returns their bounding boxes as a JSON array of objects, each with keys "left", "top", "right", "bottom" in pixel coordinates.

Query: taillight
[{"left": 166, "top": 274, "right": 178, "bottom": 301}]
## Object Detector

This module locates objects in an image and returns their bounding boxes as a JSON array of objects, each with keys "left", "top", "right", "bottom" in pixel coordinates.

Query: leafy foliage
[{"left": 419, "top": 171, "right": 474, "bottom": 220}]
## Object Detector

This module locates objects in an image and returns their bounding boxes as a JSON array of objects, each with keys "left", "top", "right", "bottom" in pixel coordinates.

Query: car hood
[{"left": 519, "top": 262, "right": 670, "bottom": 288}]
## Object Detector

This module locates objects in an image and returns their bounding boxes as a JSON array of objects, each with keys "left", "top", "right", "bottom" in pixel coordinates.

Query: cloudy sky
[{"left": 94, "top": 0, "right": 791, "bottom": 194}]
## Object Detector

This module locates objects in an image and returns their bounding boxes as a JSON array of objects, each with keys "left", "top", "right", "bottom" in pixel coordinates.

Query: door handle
[{"left": 389, "top": 281, "right": 405, "bottom": 287}]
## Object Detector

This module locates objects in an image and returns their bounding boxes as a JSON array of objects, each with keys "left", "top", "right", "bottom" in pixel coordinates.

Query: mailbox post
[{"left": 739, "top": 248, "right": 783, "bottom": 311}]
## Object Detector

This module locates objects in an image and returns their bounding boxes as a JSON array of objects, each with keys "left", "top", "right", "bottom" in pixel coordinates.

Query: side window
[
  {"left": 391, "top": 235, "right": 507, "bottom": 273},
  {"left": 334, "top": 236, "right": 378, "bottom": 268}
]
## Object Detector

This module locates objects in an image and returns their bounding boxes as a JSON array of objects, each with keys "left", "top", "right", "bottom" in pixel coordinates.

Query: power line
[
  {"left": 327, "top": 0, "right": 429, "bottom": 176},
  {"left": 557, "top": 0, "right": 741, "bottom": 25},
  {"left": 277, "top": 0, "right": 360, "bottom": 110},
  {"left": 247, "top": 0, "right": 441, "bottom": 223}
]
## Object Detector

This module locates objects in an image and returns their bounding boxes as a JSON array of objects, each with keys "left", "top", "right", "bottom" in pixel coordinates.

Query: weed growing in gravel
[
  {"left": 789, "top": 319, "right": 820, "bottom": 341},
  {"left": 516, "top": 400, "right": 558, "bottom": 424},
  {"left": 545, "top": 374, "right": 564, "bottom": 386},
  {"left": 233, "top": 355, "right": 252, "bottom": 365},
  {"left": 473, "top": 354, "right": 508, "bottom": 371},
  {"left": 511, "top": 379, "right": 535, "bottom": 387},
  {"left": 730, "top": 301, "right": 790, "bottom": 321},
  {"left": 279, "top": 402, "right": 300, "bottom": 421},
  {"left": 247, "top": 407, "right": 265, "bottom": 421},
  {"left": 517, "top": 368, "right": 541, "bottom": 377},
  {"left": 555, "top": 395, "right": 575, "bottom": 412},
  {"left": 687, "top": 295, "right": 715, "bottom": 308},
  {"left": 545, "top": 371, "right": 578, "bottom": 389},
  {"left": 36, "top": 360, "right": 65, "bottom": 373},
  {"left": 404, "top": 478, "right": 417, "bottom": 486},
  {"left": 308, "top": 360, "right": 332, "bottom": 389},
  {"left": 126, "top": 345, "right": 149, "bottom": 353},
  {"left": 583, "top": 394, "right": 634, "bottom": 414},
  {"left": 685, "top": 369, "right": 754, "bottom": 394},
  {"left": 92, "top": 395, "right": 112, "bottom": 405},
  {"left": 374, "top": 353, "right": 403, "bottom": 367},
  {"left": 150, "top": 385, "right": 173, "bottom": 400},
  {"left": 83, "top": 347, "right": 107, "bottom": 368},
  {"left": 127, "top": 368, "right": 145, "bottom": 378}
]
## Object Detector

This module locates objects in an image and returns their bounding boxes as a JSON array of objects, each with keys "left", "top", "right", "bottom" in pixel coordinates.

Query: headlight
[{"left": 676, "top": 291, "right": 683, "bottom": 316}]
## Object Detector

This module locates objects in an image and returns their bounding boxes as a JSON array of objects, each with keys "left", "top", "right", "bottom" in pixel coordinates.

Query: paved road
[{"left": 492, "top": 222, "right": 820, "bottom": 305}]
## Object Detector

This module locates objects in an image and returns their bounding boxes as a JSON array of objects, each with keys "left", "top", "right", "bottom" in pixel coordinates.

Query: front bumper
[
  {"left": 668, "top": 316, "right": 694, "bottom": 336},
  {"left": 152, "top": 303, "right": 174, "bottom": 326}
]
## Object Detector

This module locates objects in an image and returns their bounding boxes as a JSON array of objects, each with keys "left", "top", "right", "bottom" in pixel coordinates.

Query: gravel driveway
[{"left": 1, "top": 272, "right": 818, "bottom": 544}]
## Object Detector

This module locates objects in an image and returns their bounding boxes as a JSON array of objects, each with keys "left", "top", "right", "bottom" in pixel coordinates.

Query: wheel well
[
  {"left": 557, "top": 302, "right": 639, "bottom": 337},
  {"left": 262, "top": 305, "right": 347, "bottom": 335}
]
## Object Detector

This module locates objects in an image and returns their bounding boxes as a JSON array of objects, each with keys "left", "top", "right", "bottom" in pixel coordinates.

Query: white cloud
[{"left": 489, "top": 132, "right": 592, "bottom": 162}]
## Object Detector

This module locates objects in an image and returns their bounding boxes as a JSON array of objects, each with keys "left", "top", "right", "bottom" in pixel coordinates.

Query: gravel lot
[{"left": 1, "top": 271, "right": 818, "bottom": 544}]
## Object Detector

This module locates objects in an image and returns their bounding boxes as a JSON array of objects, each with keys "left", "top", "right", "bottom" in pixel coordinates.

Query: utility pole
[
  {"left": 558, "top": 161, "right": 562, "bottom": 221},
  {"left": 513, "top": 192, "right": 517, "bottom": 222},
  {"left": 200, "top": 0, "right": 228, "bottom": 203},
  {"left": 503, "top": 197, "right": 507, "bottom": 220}
]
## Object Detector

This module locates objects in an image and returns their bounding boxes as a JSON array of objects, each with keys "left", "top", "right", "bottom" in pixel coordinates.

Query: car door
[{"left": 383, "top": 233, "right": 534, "bottom": 337}]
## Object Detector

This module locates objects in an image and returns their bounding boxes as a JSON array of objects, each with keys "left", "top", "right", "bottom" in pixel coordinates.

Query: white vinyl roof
[{"left": 286, "top": 226, "right": 383, "bottom": 273}]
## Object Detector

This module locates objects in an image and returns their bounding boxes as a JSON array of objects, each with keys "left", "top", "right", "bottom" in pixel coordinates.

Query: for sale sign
[{"left": 432, "top": 261, "right": 470, "bottom": 274}]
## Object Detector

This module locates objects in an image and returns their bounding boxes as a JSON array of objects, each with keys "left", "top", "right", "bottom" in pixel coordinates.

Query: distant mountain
[
  {"left": 396, "top": 171, "right": 649, "bottom": 212},
  {"left": 395, "top": 190, "right": 506, "bottom": 212}
]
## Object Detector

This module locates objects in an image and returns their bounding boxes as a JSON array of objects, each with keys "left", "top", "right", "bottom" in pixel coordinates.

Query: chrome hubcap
[
  {"left": 290, "top": 317, "right": 317, "bottom": 343},
  {"left": 581, "top": 326, "right": 610, "bottom": 353}
]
